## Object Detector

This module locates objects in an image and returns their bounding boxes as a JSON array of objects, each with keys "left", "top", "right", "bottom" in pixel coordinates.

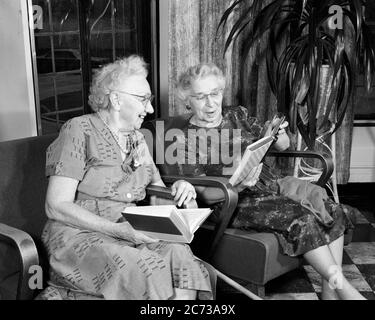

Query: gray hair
[
  {"left": 88, "top": 55, "right": 149, "bottom": 112},
  {"left": 176, "top": 63, "right": 226, "bottom": 103}
]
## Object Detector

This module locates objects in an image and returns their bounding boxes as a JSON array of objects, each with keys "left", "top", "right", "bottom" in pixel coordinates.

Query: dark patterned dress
[
  {"left": 174, "top": 106, "right": 356, "bottom": 257},
  {"left": 37, "top": 114, "right": 213, "bottom": 300}
]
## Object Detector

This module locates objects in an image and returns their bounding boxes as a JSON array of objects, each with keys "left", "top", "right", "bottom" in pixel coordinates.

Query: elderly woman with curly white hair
[{"left": 37, "top": 55, "right": 213, "bottom": 300}]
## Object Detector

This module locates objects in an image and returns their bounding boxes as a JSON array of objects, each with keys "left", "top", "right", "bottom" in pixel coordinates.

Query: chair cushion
[
  {"left": 214, "top": 228, "right": 301, "bottom": 285},
  {"left": 0, "top": 272, "right": 18, "bottom": 300},
  {"left": 193, "top": 225, "right": 301, "bottom": 286},
  {"left": 0, "top": 241, "right": 20, "bottom": 300}
]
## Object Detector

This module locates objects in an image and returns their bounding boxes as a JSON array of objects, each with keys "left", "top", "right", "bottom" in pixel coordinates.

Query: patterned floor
[{"left": 216, "top": 183, "right": 375, "bottom": 300}]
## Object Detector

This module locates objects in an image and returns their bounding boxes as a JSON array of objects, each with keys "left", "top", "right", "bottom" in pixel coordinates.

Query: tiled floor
[{"left": 216, "top": 183, "right": 375, "bottom": 300}]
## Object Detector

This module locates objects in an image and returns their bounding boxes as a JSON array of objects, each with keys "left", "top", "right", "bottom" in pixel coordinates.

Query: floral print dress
[{"left": 174, "top": 106, "right": 356, "bottom": 257}]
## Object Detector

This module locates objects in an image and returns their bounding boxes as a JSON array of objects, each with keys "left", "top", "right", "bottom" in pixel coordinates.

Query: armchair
[{"left": 142, "top": 114, "right": 336, "bottom": 297}]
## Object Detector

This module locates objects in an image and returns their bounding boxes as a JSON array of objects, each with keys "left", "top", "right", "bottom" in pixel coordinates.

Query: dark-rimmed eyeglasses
[{"left": 189, "top": 88, "right": 223, "bottom": 101}]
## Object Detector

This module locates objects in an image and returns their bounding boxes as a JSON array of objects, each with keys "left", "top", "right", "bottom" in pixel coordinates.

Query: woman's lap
[
  {"left": 41, "top": 221, "right": 212, "bottom": 300},
  {"left": 228, "top": 192, "right": 356, "bottom": 257}
]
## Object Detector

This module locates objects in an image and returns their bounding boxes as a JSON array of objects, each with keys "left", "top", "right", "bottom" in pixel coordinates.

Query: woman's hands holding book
[
  {"left": 171, "top": 180, "right": 197, "bottom": 207},
  {"left": 235, "top": 163, "right": 263, "bottom": 193}
]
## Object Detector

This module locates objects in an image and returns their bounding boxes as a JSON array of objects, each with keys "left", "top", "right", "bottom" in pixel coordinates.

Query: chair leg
[{"left": 245, "top": 283, "right": 266, "bottom": 299}]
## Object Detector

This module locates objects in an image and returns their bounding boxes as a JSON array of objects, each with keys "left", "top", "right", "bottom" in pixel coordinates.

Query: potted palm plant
[{"left": 218, "top": 0, "right": 375, "bottom": 149}]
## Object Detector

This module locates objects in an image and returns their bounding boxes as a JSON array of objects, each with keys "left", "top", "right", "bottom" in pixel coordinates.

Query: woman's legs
[
  {"left": 303, "top": 242, "right": 365, "bottom": 300},
  {"left": 170, "top": 288, "right": 197, "bottom": 300}
]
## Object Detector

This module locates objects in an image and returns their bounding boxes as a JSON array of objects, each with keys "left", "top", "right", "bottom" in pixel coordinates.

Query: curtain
[{"left": 168, "top": 0, "right": 243, "bottom": 115}]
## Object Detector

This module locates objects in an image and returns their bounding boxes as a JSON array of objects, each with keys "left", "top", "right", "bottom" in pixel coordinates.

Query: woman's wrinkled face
[
  {"left": 188, "top": 75, "right": 224, "bottom": 127},
  {"left": 114, "top": 75, "right": 154, "bottom": 130}
]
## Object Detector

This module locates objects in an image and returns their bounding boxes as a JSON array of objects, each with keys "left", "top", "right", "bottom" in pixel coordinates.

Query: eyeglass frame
[
  {"left": 189, "top": 88, "right": 224, "bottom": 101},
  {"left": 112, "top": 90, "right": 155, "bottom": 106}
]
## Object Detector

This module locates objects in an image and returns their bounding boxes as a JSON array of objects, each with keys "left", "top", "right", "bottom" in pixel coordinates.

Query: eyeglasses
[
  {"left": 114, "top": 90, "right": 154, "bottom": 106},
  {"left": 190, "top": 88, "right": 223, "bottom": 101}
]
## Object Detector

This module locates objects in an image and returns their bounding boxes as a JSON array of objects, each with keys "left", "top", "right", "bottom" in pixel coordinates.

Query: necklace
[{"left": 97, "top": 112, "right": 141, "bottom": 174}]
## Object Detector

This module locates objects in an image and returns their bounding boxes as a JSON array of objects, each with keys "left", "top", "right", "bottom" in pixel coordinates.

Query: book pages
[
  {"left": 178, "top": 208, "right": 212, "bottom": 234},
  {"left": 122, "top": 205, "right": 211, "bottom": 243},
  {"left": 229, "top": 136, "right": 274, "bottom": 186}
]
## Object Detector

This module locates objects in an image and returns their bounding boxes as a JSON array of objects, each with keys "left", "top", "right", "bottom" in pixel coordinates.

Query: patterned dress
[
  {"left": 38, "top": 114, "right": 213, "bottom": 300},
  {"left": 173, "top": 106, "right": 357, "bottom": 257}
]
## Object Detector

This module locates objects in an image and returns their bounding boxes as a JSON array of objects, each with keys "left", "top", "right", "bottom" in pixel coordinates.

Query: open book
[
  {"left": 122, "top": 205, "right": 212, "bottom": 243},
  {"left": 228, "top": 116, "right": 285, "bottom": 186}
]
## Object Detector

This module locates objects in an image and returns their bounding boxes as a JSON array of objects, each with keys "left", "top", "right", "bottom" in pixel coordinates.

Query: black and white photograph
[{"left": 1, "top": 0, "right": 375, "bottom": 310}]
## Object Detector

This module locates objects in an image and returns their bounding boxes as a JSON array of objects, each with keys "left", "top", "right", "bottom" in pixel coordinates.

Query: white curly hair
[
  {"left": 88, "top": 55, "right": 149, "bottom": 112},
  {"left": 176, "top": 63, "right": 226, "bottom": 104}
]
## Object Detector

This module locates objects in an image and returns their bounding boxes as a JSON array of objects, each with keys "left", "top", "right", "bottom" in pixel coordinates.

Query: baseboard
[{"left": 349, "top": 166, "right": 375, "bottom": 183}]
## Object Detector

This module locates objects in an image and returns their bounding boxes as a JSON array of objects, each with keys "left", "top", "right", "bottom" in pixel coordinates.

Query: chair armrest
[
  {"left": 266, "top": 150, "right": 334, "bottom": 186},
  {"left": 161, "top": 175, "right": 238, "bottom": 260},
  {"left": 146, "top": 185, "right": 199, "bottom": 208},
  {"left": 145, "top": 185, "right": 175, "bottom": 201},
  {"left": 0, "top": 223, "right": 39, "bottom": 300}
]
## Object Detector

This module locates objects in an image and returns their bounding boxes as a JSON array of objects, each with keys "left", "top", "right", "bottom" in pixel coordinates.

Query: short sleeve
[
  {"left": 150, "top": 159, "right": 162, "bottom": 183},
  {"left": 238, "top": 106, "right": 264, "bottom": 136},
  {"left": 222, "top": 106, "right": 265, "bottom": 140},
  {"left": 45, "top": 118, "right": 86, "bottom": 180},
  {"left": 145, "top": 145, "right": 162, "bottom": 183},
  {"left": 135, "top": 131, "right": 162, "bottom": 183}
]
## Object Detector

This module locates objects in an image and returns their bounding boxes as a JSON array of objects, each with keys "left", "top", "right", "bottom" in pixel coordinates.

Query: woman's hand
[
  {"left": 235, "top": 163, "right": 263, "bottom": 193},
  {"left": 273, "top": 121, "right": 290, "bottom": 151},
  {"left": 263, "top": 117, "right": 290, "bottom": 151},
  {"left": 171, "top": 180, "right": 197, "bottom": 207},
  {"left": 112, "top": 221, "right": 158, "bottom": 244}
]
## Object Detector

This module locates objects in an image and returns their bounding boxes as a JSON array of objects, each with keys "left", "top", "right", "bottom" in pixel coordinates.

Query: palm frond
[
  {"left": 217, "top": 0, "right": 243, "bottom": 35},
  {"left": 219, "top": 0, "right": 375, "bottom": 147}
]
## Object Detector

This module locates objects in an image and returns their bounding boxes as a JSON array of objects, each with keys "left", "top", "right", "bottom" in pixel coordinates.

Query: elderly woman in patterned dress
[
  {"left": 172, "top": 62, "right": 365, "bottom": 300},
  {"left": 38, "top": 56, "right": 213, "bottom": 300}
]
